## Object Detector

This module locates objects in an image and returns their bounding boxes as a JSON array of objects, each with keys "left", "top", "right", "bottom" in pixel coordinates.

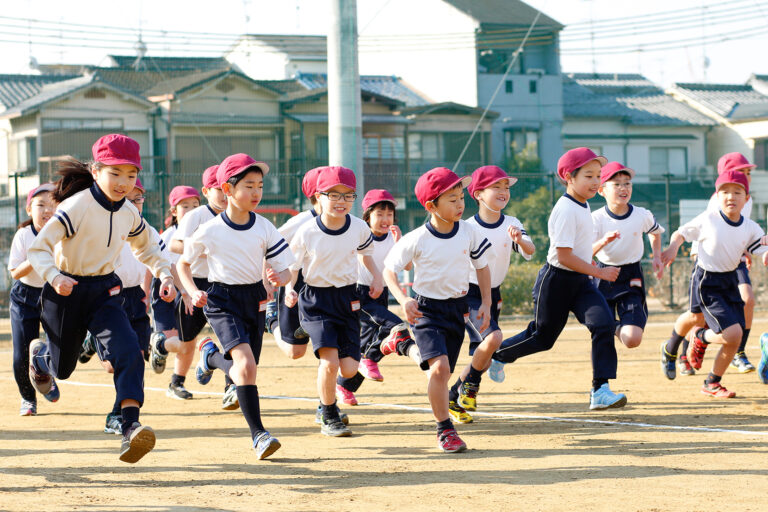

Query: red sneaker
[
  {"left": 438, "top": 428, "right": 467, "bottom": 453},
  {"left": 335, "top": 384, "right": 358, "bottom": 406},
  {"left": 701, "top": 381, "right": 736, "bottom": 398},
  {"left": 687, "top": 333, "right": 708, "bottom": 371},
  {"left": 381, "top": 324, "right": 411, "bottom": 356},
  {"left": 358, "top": 358, "right": 383, "bottom": 382}
]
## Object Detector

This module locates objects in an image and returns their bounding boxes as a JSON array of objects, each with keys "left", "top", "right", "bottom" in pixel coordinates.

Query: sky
[{"left": 1, "top": 0, "right": 766, "bottom": 87}]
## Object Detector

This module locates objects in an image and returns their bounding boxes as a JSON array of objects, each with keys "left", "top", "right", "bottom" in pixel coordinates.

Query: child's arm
[
  {"left": 474, "top": 265, "right": 492, "bottom": 332},
  {"left": 361, "top": 255, "right": 383, "bottom": 299},
  {"left": 10, "top": 261, "right": 34, "bottom": 280},
  {"left": 389, "top": 226, "right": 413, "bottom": 270},
  {"left": 591, "top": 230, "right": 620, "bottom": 258},
  {"left": 660, "top": 231, "right": 686, "bottom": 267},
  {"left": 648, "top": 231, "right": 663, "bottom": 278},
  {"left": 177, "top": 259, "right": 206, "bottom": 308},
  {"left": 284, "top": 269, "right": 300, "bottom": 307},
  {"left": 170, "top": 239, "right": 184, "bottom": 255},
  {"left": 384, "top": 268, "right": 422, "bottom": 324},
  {"left": 557, "top": 248, "right": 619, "bottom": 281},
  {"left": 508, "top": 225, "right": 535, "bottom": 257}
]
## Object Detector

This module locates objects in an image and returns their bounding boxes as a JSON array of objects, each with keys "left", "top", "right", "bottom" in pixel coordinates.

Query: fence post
[
  {"left": 13, "top": 173, "right": 20, "bottom": 228},
  {"left": 665, "top": 172, "right": 674, "bottom": 308},
  {"left": 160, "top": 171, "right": 167, "bottom": 228},
  {"left": 548, "top": 173, "right": 555, "bottom": 207}
]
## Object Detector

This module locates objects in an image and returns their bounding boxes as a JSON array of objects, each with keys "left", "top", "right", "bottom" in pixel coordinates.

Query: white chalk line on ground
[{"left": 57, "top": 378, "right": 768, "bottom": 438}]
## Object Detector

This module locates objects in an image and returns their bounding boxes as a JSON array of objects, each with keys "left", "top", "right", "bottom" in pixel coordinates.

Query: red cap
[
  {"left": 302, "top": 167, "right": 324, "bottom": 199},
  {"left": 557, "top": 147, "right": 607, "bottom": 183},
  {"left": 600, "top": 162, "right": 635, "bottom": 185},
  {"left": 715, "top": 170, "right": 749, "bottom": 194},
  {"left": 169, "top": 185, "right": 200, "bottom": 207},
  {"left": 91, "top": 134, "right": 142, "bottom": 170},
  {"left": 26, "top": 182, "right": 55, "bottom": 208},
  {"left": 133, "top": 177, "right": 145, "bottom": 193},
  {"left": 362, "top": 189, "right": 397, "bottom": 211},
  {"left": 316, "top": 166, "right": 356, "bottom": 192},
  {"left": 717, "top": 152, "right": 756, "bottom": 175},
  {"left": 202, "top": 165, "right": 219, "bottom": 189},
  {"left": 415, "top": 167, "right": 471, "bottom": 207},
  {"left": 217, "top": 154, "right": 270, "bottom": 187},
  {"left": 468, "top": 165, "right": 517, "bottom": 197}
]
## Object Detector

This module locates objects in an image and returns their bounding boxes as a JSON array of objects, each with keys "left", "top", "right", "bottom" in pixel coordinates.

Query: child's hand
[
  {"left": 652, "top": 255, "right": 664, "bottom": 279},
  {"left": 265, "top": 265, "right": 279, "bottom": 285},
  {"left": 264, "top": 279, "right": 275, "bottom": 301},
  {"left": 159, "top": 277, "right": 176, "bottom": 302},
  {"left": 181, "top": 292, "right": 196, "bottom": 315},
  {"left": 402, "top": 298, "right": 423, "bottom": 324},
  {"left": 390, "top": 225, "right": 403, "bottom": 242},
  {"left": 507, "top": 225, "right": 523, "bottom": 243},
  {"left": 660, "top": 247, "right": 677, "bottom": 267},
  {"left": 762, "top": 252, "right": 768, "bottom": 267},
  {"left": 368, "top": 275, "right": 384, "bottom": 299},
  {"left": 599, "top": 266, "right": 620, "bottom": 282},
  {"left": 51, "top": 274, "right": 78, "bottom": 296},
  {"left": 603, "top": 230, "right": 621, "bottom": 245},
  {"left": 285, "top": 289, "right": 298, "bottom": 308},
  {"left": 476, "top": 302, "right": 491, "bottom": 332},
  {"left": 190, "top": 289, "right": 207, "bottom": 308}
]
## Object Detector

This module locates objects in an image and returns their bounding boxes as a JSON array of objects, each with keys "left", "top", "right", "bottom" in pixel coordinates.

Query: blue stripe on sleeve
[
  {"left": 57, "top": 211, "right": 74, "bottom": 236},
  {"left": 266, "top": 243, "right": 290, "bottom": 260},
  {"left": 128, "top": 221, "right": 146, "bottom": 238},
  {"left": 471, "top": 242, "right": 491, "bottom": 260},
  {"left": 357, "top": 234, "right": 374, "bottom": 251},
  {"left": 470, "top": 238, "right": 490, "bottom": 257},
  {"left": 54, "top": 213, "right": 72, "bottom": 237}
]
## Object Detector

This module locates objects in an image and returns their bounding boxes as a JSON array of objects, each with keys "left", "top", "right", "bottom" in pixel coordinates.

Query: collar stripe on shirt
[
  {"left": 470, "top": 238, "right": 491, "bottom": 259},
  {"left": 357, "top": 234, "right": 374, "bottom": 251},
  {"left": 266, "top": 239, "right": 290, "bottom": 259},
  {"left": 55, "top": 211, "right": 75, "bottom": 237}
]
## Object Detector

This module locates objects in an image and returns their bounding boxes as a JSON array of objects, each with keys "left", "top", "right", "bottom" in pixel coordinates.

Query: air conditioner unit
[
  {"left": 693, "top": 165, "right": 715, "bottom": 188},
  {"left": 526, "top": 68, "right": 545, "bottom": 76}
]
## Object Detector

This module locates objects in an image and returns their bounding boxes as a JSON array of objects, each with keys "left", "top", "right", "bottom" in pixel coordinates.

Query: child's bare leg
[
  {"left": 317, "top": 347, "right": 340, "bottom": 406},
  {"left": 618, "top": 325, "right": 643, "bottom": 349},
  {"left": 273, "top": 327, "right": 309, "bottom": 359},
  {"left": 427, "top": 355, "right": 451, "bottom": 422}
]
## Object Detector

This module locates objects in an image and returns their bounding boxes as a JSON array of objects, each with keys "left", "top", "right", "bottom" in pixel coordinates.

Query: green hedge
[{"left": 499, "top": 261, "right": 542, "bottom": 315}]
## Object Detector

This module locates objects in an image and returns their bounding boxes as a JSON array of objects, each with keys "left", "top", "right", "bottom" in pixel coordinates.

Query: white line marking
[{"left": 57, "top": 379, "right": 768, "bottom": 438}]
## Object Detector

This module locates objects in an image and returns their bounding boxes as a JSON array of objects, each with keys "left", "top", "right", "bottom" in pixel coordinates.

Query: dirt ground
[{"left": 2, "top": 317, "right": 768, "bottom": 512}]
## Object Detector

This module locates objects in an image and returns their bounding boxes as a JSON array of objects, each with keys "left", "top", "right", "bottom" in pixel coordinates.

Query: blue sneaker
[
  {"left": 253, "top": 430, "right": 281, "bottom": 460},
  {"left": 195, "top": 337, "right": 218, "bottom": 385},
  {"left": 28, "top": 339, "right": 54, "bottom": 396},
  {"left": 759, "top": 333, "right": 768, "bottom": 384},
  {"left": 660, "top": 342, "right": 676, "bottom": 380},
  {"left": 265, "top": 300, "right": 278, "bottom": 334},
  {"left": 44, "top": 378, "right": 60, "bottom": 403},
  {"left": 488, "top": 359, "right": 506, "bottom": 383},
  {"left": 589, "top": 383, "right": 627, "bottom": 410}
]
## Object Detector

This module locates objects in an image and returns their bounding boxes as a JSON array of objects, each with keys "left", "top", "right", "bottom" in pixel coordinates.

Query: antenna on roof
[
  {"left": 134, "top": 1, "right": 146, "bottom": 71},
  {"left": 27, "top": 18, "right": 39, "bottom": 71}
]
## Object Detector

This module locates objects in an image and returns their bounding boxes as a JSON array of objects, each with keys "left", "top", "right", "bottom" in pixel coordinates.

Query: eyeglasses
[
  {"left": 319, "top": 191, "right": 357, "bottom": 202},
  {"left": 129, "top": 196, "right": 146, "bottom": 204},
  {"left": 606, "top": 182, "right": 632, "bottom": 190}
]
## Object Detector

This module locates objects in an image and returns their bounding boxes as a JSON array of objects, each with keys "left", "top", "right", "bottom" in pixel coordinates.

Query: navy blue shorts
[
  {"left": 596, "top": 261, "right": 648, "bottom": 329},
  {"left": 357, "top": 285, "right": 403, "bottom": 362},
  {"left": 689, "top": 266, "right": 744, "bottom": 333},
  {"left": 411, "top": 294, "right": 468, "bottom": 372},
  {"left": 465, "top": 284, "right": 502, "bottom": 355},
  {"left": 150, "top": 277, "right": 177, "bottom": 332},
  {"left": 121, "top": 286, "right": 152, "bottom": 354},
  {"left": 175, "top": 276, "right": 210, "bottom": 342},
  {"left": 299, "top": 284, "right": 361, "bottom": 361},
  {"left": 204, "top": 281, "right": 267, "bottom": 363},
  {"left": 276, "top": 270, "right": 306, "bottom": 345},
  {"left": 736, "top": 260, "right": 751, "bottom": 286}
]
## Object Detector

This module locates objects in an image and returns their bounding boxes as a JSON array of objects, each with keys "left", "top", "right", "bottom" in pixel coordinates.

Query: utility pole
[{"left": 328, "top": 0, "right": 363, "bottom": 210}]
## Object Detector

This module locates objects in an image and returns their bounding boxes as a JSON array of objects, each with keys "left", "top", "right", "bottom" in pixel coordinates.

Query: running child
[
  {"left": 27, "top": 134, "right": 175, "bottom": 463},
  {"left": 660, "top": 170, "right": 768, "bottom": 398},
  {"left": 179, "top": 153, "right": 293, "bottom": 459},
  {"left": 447, "top": 165, "right": 534, "bottom": 420},
  {"left": 492, "top": 147, "right": 627, "bottom": 410},
  {"left": 285, "top": 166, "right": 383, "bottom": 437},
  {"left": 384, "top": 167, "right": 492, "bottom": 453},
  {"left": 8, "top": 183, "right": 57, "bottom": 415},
  {"left": 335, "top": 189, "right": 418, "bottom": 406}
]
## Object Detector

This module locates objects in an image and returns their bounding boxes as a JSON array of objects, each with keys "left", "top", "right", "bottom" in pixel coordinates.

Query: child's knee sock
[{"left": 236, "top": 385, "right": 265, "bottom": 438}]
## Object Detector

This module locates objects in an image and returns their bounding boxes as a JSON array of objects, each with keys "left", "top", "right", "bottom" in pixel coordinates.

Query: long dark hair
[
  {"left": 17, "top": 218, "right": 33, "bottom": 230},
  {"left": 53, "top": 158, "right": 103, "bottom": 203}
]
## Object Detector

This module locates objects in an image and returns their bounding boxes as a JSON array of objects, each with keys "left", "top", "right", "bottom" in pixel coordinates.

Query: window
[
  {"left": 408, "top": 133, "right": 441, "bottom": 160},
  {"left": 315, "top": 136, "right": 328, "bottom": 161},
  {"left": 505, "top": 80, "right": 513, "bottom": 94},
  {"left": 754, "top": 138, "right": 768, "bottom": 170},
  {"left": 363, "top": 136, "right": 405, "bottom": 159},
  {"left": 505, "top": 128, "right": 539, "bottom": 158},
  {"left": 41, "top": 118, "right": 123, "bottom": 132},
  {"left": 14, "top": 137, "right": 37, "bottom": 171},
  {"left": 649, "top": 147, "right": 687, "bottom": 179},
  {"left": 529, "top": 80, "right": 537, "bottom": 94}
]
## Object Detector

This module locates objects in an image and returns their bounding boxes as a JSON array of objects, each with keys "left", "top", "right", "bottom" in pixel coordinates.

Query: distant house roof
[
  {"left": 399, "top": 101, "right": 499, "bottom": 118},
  {"left": 0, "top": 74, "right": 80, "bottom": 109},
  {"left": 91, "top": 68, "right": 201, "bottom": 96},
  {"left": 140, "top": 68, "right": 276, "bottom": 99},
  {"left": 563, "top": 74, "right": 716, "bottom": 127},
  {"left": 443, "top": 0, "right": 563, "bottom": 29},
  {"left": 106, "top": 55, "right": 230, "bottom": 71},
  {"left": 294, "top": 73, "right": 430, "bottom": 107},
  {"left": 671, "top": 82, "right": 768, "bottom": 120},
  {"left": 232, "top": 34, "right": 327, "bottom": 58}
]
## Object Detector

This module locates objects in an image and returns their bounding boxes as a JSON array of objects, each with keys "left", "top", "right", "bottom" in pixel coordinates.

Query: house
[{"left": 226, "top": 35, "right": 328, "bottom": 80}]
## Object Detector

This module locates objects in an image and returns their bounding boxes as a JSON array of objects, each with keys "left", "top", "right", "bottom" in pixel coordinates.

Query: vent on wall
[
  {"left": 84, "top": 88, "right": 106, "bottom": 99},
  {"left": 216, "top": 82, "right": 235, "bottom": 93}
]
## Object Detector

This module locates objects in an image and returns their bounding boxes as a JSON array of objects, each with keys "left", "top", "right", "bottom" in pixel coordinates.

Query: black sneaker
[
  {"left": 119, "top": 422, "right": 156, "bottom": 463},
  {"left": 458, "top": 381, "right": 479, "bottom": 411},
  {"left": 104, "top": 413, "right": 122, "bottom": 435},
  {"left": 149, "top": 332, "right": 168, "bottom": 374},
  {"left": 28, "top": 339, "right": 53, "bottom": 395},
  {"left": 321, "top": 417, "right": 351, "bottom": 437},
  {"left": 294, "top": 325, "right": 310, "bottom": 339},
  {"left": 660, "top": 342, "right": 677, "bottom": 380},
  {"left": 314, "top": 404, "right": 349, "bottom": 425},
  {"left": 166, "top": 382, "right": 193, "bottom": 400},
  {"left": 78, "top": 333, "right": 97, "bottom": 364},
  {"left": 265, "top": 301, "right": 278, "bottom": 334}
]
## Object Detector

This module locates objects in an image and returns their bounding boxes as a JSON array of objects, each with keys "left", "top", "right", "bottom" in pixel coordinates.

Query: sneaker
[
  {"left": 380, "top": 323, "right": 410, "bottom": 356},
  {"left": 314, "top": 404, "right": 349, "bottom": 425},
  {"left": 687, "top": 332, "right": 708, "bottom": 371},
  {"left": 701, "top": 381, "right": 736, "bottom": 398},
  {"left": 78, "top": 333, "right": 97, "bottom": 364},
  {"left": 28, "top": 339, "right": 53, "bottom": 395},
  {"left": 104, "top": 412, "right": 123, "bottom": 435},
  {"left": 678, "top": 355, "right": 695, "bottom": 376},
  {"left": 166, "top": 382, "right": 193, "bottom": 400},
  {"left": 195, "top": 337, "right": 218, "bottom": 385},
  {"left": 20, "top": 399, "right": 36, "bottom": 416},
  {"left": 253, "top": 430, "right": 281, "bottom": 459},
  {"left": 335, "top": 384, "right": 358, "bottom": 406},
  {"left": 731, "top": 352, "right": 756, "bottom": 373},
  {"left": 589, "top": 383, "right": 627, "bottom": 410},
  {"left": 457, "top": 381, "right": 479, "bottom": 411},
  {"left": 321, "top": 417, "right": 352, "bottom": 437},
  {"left": 488, "top": 359, "right": 506, "bottom": 383},
  {"left": 44, "top": 379, "right": 60, "bottom": 403},
  {"left": 660, "top": 342, "right": 677, "bottom": 380},
  {"left": 358, "top": 358, "right": 384, "bottom": 382},
  {"left": 294, "top": 325, "right": 309, "bottom": 339},
  {"left": 221, "top": 383, "right": 240, "bottom": 410},
  {"left": 119, "top": 422, "right": 156, "bottom": 463},
  {"left": 759, "top": 333, "right": 768, "bottom": 384},
  {"left": 448, "top": 400, "right": 473, "bottom": 424},
  {"left": 264, "top": 301, "right": 278, "bottom": 334},
  {"left": 149, "top": 332, "right": 168, "bottom": 374},
  {"left": 437, "top": 428, "right": 467, "bottom": 453}
]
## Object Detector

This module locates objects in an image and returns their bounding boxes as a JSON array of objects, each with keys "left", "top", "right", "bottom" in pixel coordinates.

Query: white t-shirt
[
  {"left": 183, "top": 211, "right": 294, "bottom": 285},
  {"left": 679, "top": 209, "right": 767, "bottom": 272},
  {"left": 160, "top": 225, "right": 179, "bottom": 265},
  {"left": 290, "top": 214, "right": 374, "bottom": 288},
  {"left": 8, "top": 225, "right": 46, "bottom": 288},
  {"left": 467, "top": 214, "right": 532, "bottom": 288},
  {"left": 592, "top": 204, "right": 665, "bottom": 266},
  {"left": 357, "top": 231, "right": 395, "bottom": 287},
  {"left": 116, "top": 225, "right": 166, "bottom": 288},
  {"left": 547, "top": 194, "right": 594, "bottom": 270},
  {"left": 278, "top": 209, "right": 318, "bottom": 244},
  {"left": 385, "top": 220, "right": 490, "bottom": 300},
  {"left": 172, "top": 204, "right": 218, "bottom": 279}
]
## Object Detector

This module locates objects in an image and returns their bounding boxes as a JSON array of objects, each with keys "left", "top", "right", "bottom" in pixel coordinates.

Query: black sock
[
  {"left": 448, "top": 378, "right": 462, "bottom": 402},
  {"left": 466, "top": 365, "right": 483, "bottom": 385},
  {"left": 156, "top": 335, "right": 168, "bottom": 355},
  {"left": 436, "top": 418, "right": 453, "bottom": 434},
  {"left": 592, "top": 378, "right": 608, "bottom": 391},
  {"left": 739, "top": 328, "right": 750, "bottom": 353},
  {"left": 665, "top": 329, "right": 685, "bottom": 356},
  {"left": 171, "top": 373, "right": 185, "bottom": 387},
  {"left": 337, "top": 372, "right": 365, "bottom": 393},
  {"left": 120, "top": 406, "right": 140, "bottom": 436},
  {"left": 225, "top": 374, "right": 234, "bottom": 386},
  {"left": 321, "top": 401, "right": 340, "bottom": 422},
  {"left": 705, "top": 373, "right": 721, "bottom": 385},
  {"left": 396, "top": 337, "right": 415, "bottom": 357},
  {"left": 111, "top": 397, "right": 121, "bottom": 415},
  {"left": 681, "top": 338, "right": 690, "bottom": 358},
  {"left": 207, "top": 351, "right": 234, "bottom": 376},
  {"left": 236, "top": 385, "right": 265, "bottom": 439},
  {"left": 695, "top": 328, "right": 710, "bottom": 344}
]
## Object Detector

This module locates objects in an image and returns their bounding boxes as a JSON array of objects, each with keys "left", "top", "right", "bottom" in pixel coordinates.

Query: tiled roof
[
  {"left": 399, "top": 102, "right": 499, "bottom": 118},
  {"left": 564, "top": 76, "right": 716, "bottom": 126},
  {"left": 294, "top": 73, "right": 430, "bottom": 107},
  {"left": 233, "top": 35, "right": 327, "bottom": 57},
  {"left": 92, "top": 68, "right": 198, "bottom": 95},
  {"left": 253, "top": 79, "right": 308, "bottom": 95},
  {"left": 671, "top": 82, "right": 768, "bottom": 119},
  {"left": 0, "top": 74, "right": 80, "bottom": 109},
  {"left": 107, "top": 55, "right": 229, "bottom": 71},
  {"left": 142, "top": 69, "right": 280, "bottom": 98},
  {"left": 567, "top": 73, "right": 659, "bottom": 95}
]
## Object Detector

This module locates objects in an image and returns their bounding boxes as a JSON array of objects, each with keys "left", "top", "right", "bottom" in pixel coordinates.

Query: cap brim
[
  {"left": 602, "top": 166, "right": 636, "bottom": 183},
  {"left": 726, "top": 163, "right": 757, "bottom": 174},
  {"left": 239, "top": 162, "right": 270, "bottom": 176},
  {"left": 557, "top": 155, "right": 608, "bottom": 184},
  {"left": 99, "top": 158, "right": 142, "bottom": 170},
  {"left": 171, "top": 193, "right": 200, "bottom": 206}
]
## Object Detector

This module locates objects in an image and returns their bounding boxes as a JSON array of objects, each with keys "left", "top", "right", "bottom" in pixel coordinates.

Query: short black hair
[
  {"left": 227, "top": 167, "right": 263, "bottom": 188},
  {"left": 363, "top": 200, "right": 396, "bottom": 225},
  {"left": 432, "top": 182, "right": 464, "bottom": 206}
]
